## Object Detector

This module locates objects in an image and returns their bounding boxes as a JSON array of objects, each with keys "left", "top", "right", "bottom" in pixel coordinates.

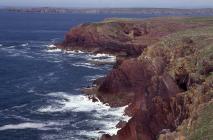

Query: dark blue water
[
  {"left": 0, "top": 11, "right": 162, "bottom": 140},
  {"left": 1, "top": 10, "right": 211, "bottom": 140}
]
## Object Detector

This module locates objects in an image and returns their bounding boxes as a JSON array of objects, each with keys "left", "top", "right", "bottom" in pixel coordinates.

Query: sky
[{"left": 0, "top": 0, "right": 213, "bottom": 8}]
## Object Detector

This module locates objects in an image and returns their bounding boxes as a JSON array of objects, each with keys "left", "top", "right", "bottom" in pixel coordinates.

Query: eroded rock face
[
  {"left": 57, "top": 17, "right": 213, "bottom": 140},
  {"left": 111, "top": 93, "right": 192, "bottom": 140},
  {"left": 98, "top": 58, "right": 186, "bottom": 140},
  {"left": 59, "top": 22, "right": 147, "bottom": 57},
  {"left": 99, "top": 58, "right": 179, "bottom": 97},
  {"left": 98, "top": 23, "right": 213, "bottom": 139},
  {"left": 99, "top": 59, "right": 152, "bottom": 94},
  {"left": 58, "top": 18, "right": 201, "bottom": 57}
]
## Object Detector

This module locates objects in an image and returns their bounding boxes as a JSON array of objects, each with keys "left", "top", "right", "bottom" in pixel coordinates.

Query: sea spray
[{"left": 37, "top": 92, "right": 131, "bottom": 136}]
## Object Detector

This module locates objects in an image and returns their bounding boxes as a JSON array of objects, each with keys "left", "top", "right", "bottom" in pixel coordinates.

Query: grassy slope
[
  {"left": 187, "top": 101, "right": 213, "bottom": 140},
  {"left": 139, "top": 17, "right": 213, "bottom": 140}
]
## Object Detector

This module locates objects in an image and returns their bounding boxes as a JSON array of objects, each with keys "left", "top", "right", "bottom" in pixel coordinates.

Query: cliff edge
[{"left": 58, "top": 17, "right": 213, "bottom": 140}]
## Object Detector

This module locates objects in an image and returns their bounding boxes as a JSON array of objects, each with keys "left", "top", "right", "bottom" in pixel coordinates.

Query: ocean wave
[
  {"left": 37, "top": 92, "right": 131, "bottom": 136},
  {"left": 45, "top": 44, "right": 86, "bottom": 55},
  {"left": 0, "top": 121, "right": 65, "bottom": 131},
  {"left": 38, "top": 92, "right": 108, "bottom": 112},
  {"left": 21, "top": 43, "right": 29, "bottom": 47},
  {"left": 11, "top": 104, "right": 27, "bottom": 109},
  {"left": 0, "top": 45, "right": 31, "bottom": 57},
  {"left": 45, "top": 45, "right": 116, "bottom": 64},
  {"left": 7, "top": 46, "right": 16, "bottom": 49},
  {"left": 72, "top": 62, "right": 100, "bottom": 70},
  {"left": 64, "top": 50, "right": 85, "bottom": 54},
  {"left": 0, "top": 123, "right": 47, "bottom": 131},
  {"left": 87, "top": 53, "right": 116, "bottom": 64},
  {"left": 45, "top": 44, "right": 62, "bottom": 53},
  {"left": 84, "top": 74, "right": 104, "bottom": 81},
  {"left": 47, "top": 44, "right": 56, "bottom": 48},
  {"left": 46, "top": 49, "right": 62, "bottom": 53},
  {"left": 0, "top": 44, "right": 2, "bottom": 47},
  {"left": 89, "top": 53, "right": 114, "bottom": 58},
  {"left": 47, "top": 72, "right": 55, "bottom": 77}
]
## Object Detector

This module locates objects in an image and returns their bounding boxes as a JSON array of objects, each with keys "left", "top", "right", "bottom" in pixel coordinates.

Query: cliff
[
  {"left": 59, "top": 17, "right": 213, "bottom": 140},
  {"left": 58, "top": 17, "right": 205, "bottom": 57}
]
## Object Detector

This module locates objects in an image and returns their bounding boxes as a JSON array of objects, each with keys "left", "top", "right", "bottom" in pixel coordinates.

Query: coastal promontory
[{"left": 58, "top": 17, "right": 213, "bottom": 140}]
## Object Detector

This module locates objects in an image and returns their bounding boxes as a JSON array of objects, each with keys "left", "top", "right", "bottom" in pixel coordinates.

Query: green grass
[
  {"left": 160, "top": 26, "right": 213, "bottom": 47},
  {"left": 145, "top": 26, "right": 213, "bottom": 76},
  {"left": 180, "top": 17, "right": 213, "bottom": 24},
  {"left": 139, "top": 21, "right": 213, "bottom": 140},
  {"left": 187, "top": 102, "right": 213, "bottom": 140}
]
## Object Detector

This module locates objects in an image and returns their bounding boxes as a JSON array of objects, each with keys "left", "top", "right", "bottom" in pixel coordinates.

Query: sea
[
  {"left": 0, "top": 10, "right": 208, "bottom": 140},
  {"left": 0, "top": 10, "right": 159, "bottom": 140}
]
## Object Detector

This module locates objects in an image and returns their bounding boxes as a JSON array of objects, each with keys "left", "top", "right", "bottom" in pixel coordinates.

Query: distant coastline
[{"left": 2, "top": 7, "right": 213, "bottom": 15}]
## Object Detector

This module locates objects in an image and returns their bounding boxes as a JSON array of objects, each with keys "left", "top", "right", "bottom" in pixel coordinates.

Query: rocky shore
[{"left": 57, "top": 17, "right": 213, "bottom": 140}]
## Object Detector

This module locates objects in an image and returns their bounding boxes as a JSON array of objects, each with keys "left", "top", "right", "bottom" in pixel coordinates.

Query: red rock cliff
[
  {"left": 58, "top": 17, "right": 213, "bottom": 140},
  {"left": 58, "top": 18, "right": 201, "bottom": 57}
]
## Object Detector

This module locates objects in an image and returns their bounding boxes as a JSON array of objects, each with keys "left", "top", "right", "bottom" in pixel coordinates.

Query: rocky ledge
[
  {"left": 57, "top": 17, "right": 204, "bottom": 58},
  {"left": 58, "top": 17, "right": 213, "bottom": 140}
]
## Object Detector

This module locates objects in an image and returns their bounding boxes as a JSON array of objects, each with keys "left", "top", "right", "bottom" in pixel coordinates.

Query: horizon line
[{"left": 1, "top": 5, "right": 213, "bottom": 10}]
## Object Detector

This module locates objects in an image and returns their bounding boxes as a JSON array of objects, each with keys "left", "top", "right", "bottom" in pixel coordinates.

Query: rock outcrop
[
  {"left": 57, "top": 17, "right": 202, "bottom": 58},
  {"left": 59, "top": 17, "right": 213, "bottom": 140}
]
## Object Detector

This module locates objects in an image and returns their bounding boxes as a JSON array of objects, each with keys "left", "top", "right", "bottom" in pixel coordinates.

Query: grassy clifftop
[
  {"left": 59, "top": 16, "right": 212, "bottom": 140},
  {"left": 139, "top": 18, "right": 213, "bottom": 140}
]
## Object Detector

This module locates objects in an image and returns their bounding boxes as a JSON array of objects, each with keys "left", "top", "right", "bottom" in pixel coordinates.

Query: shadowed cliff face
[
  {"left": 99, "top": 20, "right": 213, "bottom": 140},
  {"left": 59, "top": 17, "right": 213, "bottom": 140},
  {"left": 98, "top": 58, "right": 185, "bottom": 140},
  {"left": 99, "top": 58, "right": 179, "bottom": 95},
  {"left": 112, "top": 95, "right": 190, "bottom": 140}
]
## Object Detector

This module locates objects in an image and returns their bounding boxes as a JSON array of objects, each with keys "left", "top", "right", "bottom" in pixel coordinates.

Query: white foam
[
  {"left": 47, "top": 44, "right": 57, "bottom": 48},
  {"left": 89, "top": 53, "right": 114, "bottom": 58},
  {"left": 87, "top": 53, "right": 116, "bottom": 64},
  {"left": 0, "top": 122, "right": 64, "bottom": 131},
  {"left": 46, "top": 48, "right": 62, "bottom": 53},
  {"left": 0, "top": 123, "right": 46, "bottom": 131},
  {"left": 85, "top": 74, "right": 104, "bottom": 81},
  {"left": 45, "top": 45, "right": 116, "bottom": 66},
  {"left": 89, "top": 58, "right": 116, "bottom": 64},
  {"left": 0, "top": 44, "right": 2, "bottom": 47},
  {"left": 11, "top": 104, "right": 27, "bottom": 109},
  {"left": 47, "top": 72, "right": 55, "bottom": 77},
  {"left": 45, "top": 44, "right": 62, "bottom": 53},
  {"left": 7, "top": 46, "right": 15, "bottom": 49},
  {"left": 38, "top": 92, "right": 109, "bottom": 112},
  {"left": 72, "top": 62, "right": 100, "bottom": 69},
  {"left": 37, "top": 92, "right": 131, "bottom": 136},
  {"left": 46, "top": 45, "right": 84, "bottom": 54},
  {"left": 21, "top": 43, "right": 29, "bottom": 47},
  {"left": 64, "top": 50, "right": 85, "bottom": 54}
]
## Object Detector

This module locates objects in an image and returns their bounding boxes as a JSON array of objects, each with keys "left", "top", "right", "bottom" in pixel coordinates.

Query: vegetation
[{"left": 139, "top": 18, "right": 213, "bottom": 140}]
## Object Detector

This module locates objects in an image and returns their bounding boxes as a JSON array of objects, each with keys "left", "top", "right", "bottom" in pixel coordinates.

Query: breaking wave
[
  {"left": 21, "top": 43, "right": 29, "bottom": 47},
  {"left": 72, "top": 62, "right": 100, "bottom": 69},
  {"left": 37, "top": 92, "right": 131, "bottom": 136},
  {"left": 84, "top": 74, "right": 104, "bottom": 81},
  {"left": 45, "top": 44, "right": 116, "bottom": 64},
  {"left": 87, "top": 53, "right": 116, "bottom": 64},
  {"left": 0, "top": 122, "right": 61, "bottom": 131}
]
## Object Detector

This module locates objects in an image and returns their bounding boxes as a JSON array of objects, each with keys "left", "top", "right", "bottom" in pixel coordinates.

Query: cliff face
[
  {"left": 99, "top": 58, "right": 185, "bottom": 140},
  {"left": 58, "top": 18, "right": 202, "bottom": 57},
  {"left": 59, "top": 17, "right": 213, "bottom": 140}
]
